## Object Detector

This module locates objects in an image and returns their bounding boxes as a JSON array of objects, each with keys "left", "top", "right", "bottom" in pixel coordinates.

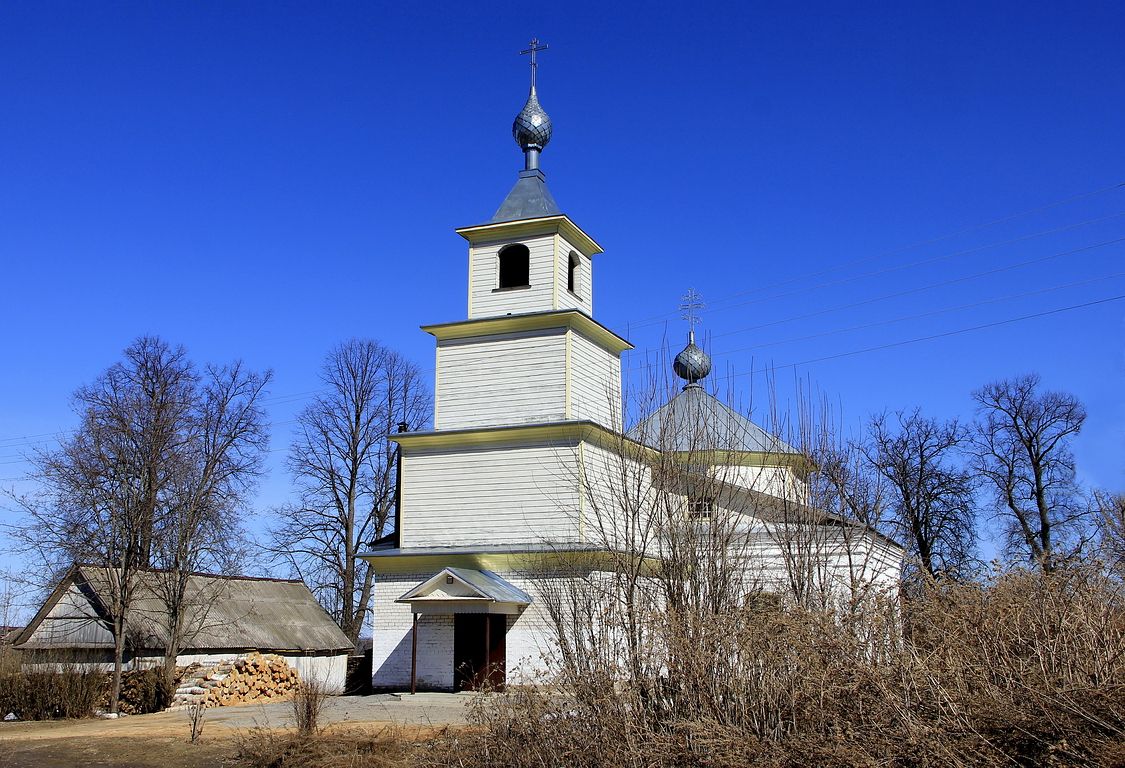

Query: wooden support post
[
  {"left": 410, "top": 613, "right": 418, "bottom": 695},
  {"left": 484, "top": 611, "right": 491, "bottom": 689}
]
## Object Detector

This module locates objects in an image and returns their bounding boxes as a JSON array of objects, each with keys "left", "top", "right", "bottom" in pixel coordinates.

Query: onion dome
[
  {"left": 673, "top": 332, "right": 712, "bottom": 386},
  {"left": 513, "top": 87, "right": 553, "bottom": 152}
]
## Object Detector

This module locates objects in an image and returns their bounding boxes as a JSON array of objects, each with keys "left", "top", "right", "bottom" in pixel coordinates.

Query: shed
[{"left": 14, "top": 565, "right": 354, "bottom": 692}]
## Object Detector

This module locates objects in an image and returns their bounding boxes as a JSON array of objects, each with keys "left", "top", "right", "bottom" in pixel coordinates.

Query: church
[{"left": 362, "top": 43, "right": 902, "bottom": 693}]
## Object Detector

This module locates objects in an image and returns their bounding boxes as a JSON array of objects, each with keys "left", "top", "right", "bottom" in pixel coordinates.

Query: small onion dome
[
  {"left": 673, "top": 338, "right": 712, "bottom": 385},
  {"left": 513, "top": 86, "right": 553, "bottom": 151}
]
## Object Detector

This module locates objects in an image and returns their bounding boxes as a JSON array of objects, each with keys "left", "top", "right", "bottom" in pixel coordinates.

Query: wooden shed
[{"left": 14, "top": 565, "right": 354, "bottom": 692}]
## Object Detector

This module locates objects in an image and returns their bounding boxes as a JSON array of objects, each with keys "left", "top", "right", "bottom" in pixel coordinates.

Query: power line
[
  {"left": 621, "top": 269, "right": 1125, "bottom": 375},
  {"left": 631, "top": 210, "right": 1125, "bottom": 329},
  {"left": 628, "top": 180, "right": 1125, "bottom": 326},
  {"left": 708, "top": 293, "right": 1125, "bottom": 383}
]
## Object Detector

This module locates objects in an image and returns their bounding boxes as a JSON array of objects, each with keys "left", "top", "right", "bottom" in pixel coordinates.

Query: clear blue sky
[{"left": 1, "top": 2, "right": 1123, "bottom": 599}]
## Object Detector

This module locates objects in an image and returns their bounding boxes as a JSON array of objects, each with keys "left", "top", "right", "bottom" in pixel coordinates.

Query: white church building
[{"left": 363, "top": 45, "right": 902, "bottom": 692}]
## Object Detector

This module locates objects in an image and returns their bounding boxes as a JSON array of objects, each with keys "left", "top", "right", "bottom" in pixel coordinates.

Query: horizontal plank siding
[
  {"left": 435, "top": 329, "right": 567, "bottom": 430},
  {"left": 400, "top": 443, "right": 582, "bottom": 549},
  {"left": 555, "top": 234, "right": 593, "bottom": 316},
  {"left": 469, "top": 234, "right": 557, "bottom": 319},
  {"left": 568, "top": 331, "right": 622, "bottom": 428}
]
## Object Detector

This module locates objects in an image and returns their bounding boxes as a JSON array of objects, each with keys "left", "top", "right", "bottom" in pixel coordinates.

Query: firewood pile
[{"left": 172, "top": 652, "right": 301, "bottom": 708}]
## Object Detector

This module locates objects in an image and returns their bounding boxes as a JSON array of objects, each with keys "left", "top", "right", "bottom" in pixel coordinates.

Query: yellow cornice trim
[
  {"left": 669, "top": 449, "right": 814, "bottom": 471},
  {"left": 456, "top": 215, "right": 603, "bottom": 257},
  {"left": 360, "top": 548, "right": 662, "bottom": 575},
  {"left": 393, "top": 420, "right": 601, "bottom": 451},
  {"left": 422, "top": 310, "right": 633, "bottom": 354},
  {"left": 392, "top": 420, "right": 806, "bottom": 471}
]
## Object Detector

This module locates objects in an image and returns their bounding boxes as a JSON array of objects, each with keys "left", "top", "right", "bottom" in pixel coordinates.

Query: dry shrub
[
  {"left": 117, "top": 666, "right": 173, "bottom": 714},
  {"left": 426, "top": 567, "right": 1125, "bottom": 768},
  {"left": 0, "top": 665, "right": 105, "bottom": 720},
  {"left": 235, "top": 724, "right": 415, "bottom": 768},
  {"left": 292, "top": 673, "right": 330, "bottom": 737}
]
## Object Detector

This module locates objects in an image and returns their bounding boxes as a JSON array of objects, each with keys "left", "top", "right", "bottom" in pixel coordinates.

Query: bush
[
  {"left": 292, "top": 674, "right": 330, "bottom": 737},
  {"left": 422, "top": 567, "right": 1125, "bottom": 768},
  {"left": 117, "top": 666, "right": 173, "bottom": 715},
  {"left": 0, "top": 666, "right": 105, "bottom": 721}
]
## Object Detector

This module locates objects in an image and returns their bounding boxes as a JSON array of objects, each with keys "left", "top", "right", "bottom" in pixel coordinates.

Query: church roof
[
  {"left": 626, "top": 384, "right": 799, "bottom": 456},
  {"left": 490, "top": 168, "right": 562, "bottom": 223}
]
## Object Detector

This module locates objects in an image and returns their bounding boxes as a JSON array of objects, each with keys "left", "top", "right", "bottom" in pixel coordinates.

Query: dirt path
[{"left": 0, "top": 694, "right": 471, "bottom": 768}]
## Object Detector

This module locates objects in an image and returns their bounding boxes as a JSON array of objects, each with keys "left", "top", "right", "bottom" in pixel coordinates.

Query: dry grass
[
  {"left": 234, "top": 724, "right": 420, "bottom": 768},
  {"left": 422, "top": 567, "right": 1125, "bottom": 768}
]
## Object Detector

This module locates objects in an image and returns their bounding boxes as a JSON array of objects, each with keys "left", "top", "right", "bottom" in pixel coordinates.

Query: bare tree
[
  {"left": 10, "top": 337, "right": 269, "bottom": 712},
  {"left": 13, "top": 338, "right": 193, "bottom": 711},
  {"left": 1094, "top": 490, "right": 1125, "bottom": 576},
  {"left": 268, "top": 339, "right": 430, "bottom": 645},
  {"left": 864, "top": 410, "right": 977, "bottom": 583},
  {"left": 149, "top": 361, "right": 271, "bottom": 694},
  {"left": 972, "top": 374, "right": 1088, "bottom": 572}
]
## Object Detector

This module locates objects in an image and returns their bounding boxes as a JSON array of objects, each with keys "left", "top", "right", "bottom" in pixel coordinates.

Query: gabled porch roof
[{"left": 396, "top": 568, "right": 532, "bottom": 615}]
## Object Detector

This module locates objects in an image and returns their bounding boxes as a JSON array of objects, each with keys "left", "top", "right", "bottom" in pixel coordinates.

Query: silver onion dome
[
  {"left": 513, "top": 86, "right": 552, "bottom": 152},
  {"left": 673, "top": 334, "right": 712, "bottom": 385}
]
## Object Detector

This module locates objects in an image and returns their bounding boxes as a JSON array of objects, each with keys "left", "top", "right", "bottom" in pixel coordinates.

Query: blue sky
[{"left": 1, "top": 2, "right": 1123, "bottom": 599}]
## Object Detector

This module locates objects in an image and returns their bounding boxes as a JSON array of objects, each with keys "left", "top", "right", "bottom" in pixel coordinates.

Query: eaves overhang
[
  {"left": 422, "top": 309, "right": 632, "bottom": 354},
  {"left": 456, "top": 214, "right": 603, "bottom": 258}
]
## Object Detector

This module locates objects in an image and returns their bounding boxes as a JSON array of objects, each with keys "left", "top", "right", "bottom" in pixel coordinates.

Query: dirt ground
[{"left": 0, "top": 694, "right": 470, "bottom": 768}]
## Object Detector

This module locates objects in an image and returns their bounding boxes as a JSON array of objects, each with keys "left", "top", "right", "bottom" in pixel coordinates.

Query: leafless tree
[
  {"left": 864, "top": 410, "right": 977, "bottom": 584},
  {"left": 149, "top": 361, "right": 270, "bottom": 694},
  {"left": 9, "top": 337, "right": 269, "bottom": 712},
  {"left": 971, "top": 374, "right": 1088, "bottom": 572},
  {"left": 1094, "top": 490, "right": 1125, "bottom": 576},
  {"left": 268, "top": 339, "right": 430, "bottom": 645}
]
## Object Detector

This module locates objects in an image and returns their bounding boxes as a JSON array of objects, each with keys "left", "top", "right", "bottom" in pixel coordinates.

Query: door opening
[{"left": 453, "top": 613, "right": 506, "bottom": 691}]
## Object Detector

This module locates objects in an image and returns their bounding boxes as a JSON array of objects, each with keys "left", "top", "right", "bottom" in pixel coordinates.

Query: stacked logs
[{"left": 173, "top": 653, "right": 301, "bottom": 708}]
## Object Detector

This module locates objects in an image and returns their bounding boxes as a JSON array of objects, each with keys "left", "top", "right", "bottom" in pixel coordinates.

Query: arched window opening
[
  {"left": 567, "top": 252, "right": 580, "bottom": 295},
  {"left": 498, "top": 244, "right": 530, "bottom": 289}
]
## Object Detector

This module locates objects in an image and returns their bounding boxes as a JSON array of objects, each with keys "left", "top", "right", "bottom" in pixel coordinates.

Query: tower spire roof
[{"left": 490, "top": 38, "right": 562, "bottom": 224}]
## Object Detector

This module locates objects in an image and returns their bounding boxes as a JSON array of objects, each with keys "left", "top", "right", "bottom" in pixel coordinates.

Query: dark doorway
[{"left": 453, "top": 613, "right": 506, "bottom": 691}]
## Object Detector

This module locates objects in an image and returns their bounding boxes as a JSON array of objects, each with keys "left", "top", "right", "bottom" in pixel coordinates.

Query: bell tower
[{"left": 458, "top": 38, "right": 599, "bottom": 320}]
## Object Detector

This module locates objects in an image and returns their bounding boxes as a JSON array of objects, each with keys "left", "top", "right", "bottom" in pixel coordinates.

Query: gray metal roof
[
  {"left": 17, "top": 566, "right": 353, "bottom": 653},
  {"left": 627, "top": 384, "right": 799, "bottom": 455},
  {"left": 490, "top": 169, "right": 561, "bottom": 223},
  {"left": 399, "top": 568, "right": 532, "bottom": 605}
]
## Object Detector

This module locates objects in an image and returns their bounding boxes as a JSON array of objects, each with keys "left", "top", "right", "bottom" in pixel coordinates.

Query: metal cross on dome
[
  {"left": 520, "top": 38, "right": 549, "bottom": 87},
  {"left": 679, "top": 288, "right": 705, "bottom": 337}
]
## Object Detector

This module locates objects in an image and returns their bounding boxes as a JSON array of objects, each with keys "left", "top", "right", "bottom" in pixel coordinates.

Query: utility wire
[
  {"left": 631, "top": 210, "right": 1125, "bottom": 329},
  {"left": 629, "top": 181, "right": 1125, "bottom": 326},
  {"left": 708, "top": 293, "right": 1125, "bottom": 383}
]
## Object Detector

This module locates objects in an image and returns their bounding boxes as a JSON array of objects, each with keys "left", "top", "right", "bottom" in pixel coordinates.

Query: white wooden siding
[
  {"left": 577, "top": 440, "right": 655, "bottom": 549},
  {"left": 568, "top": 330, "right": 622, "bottom": 428},
  {"left": 435, "top": 329, "right": 567, "bottom": 430},
  {"left": 399, "top": 443, "right": 582, "bottom": 549},
  {"left": 469, "top": 233, "right": 557, "bottom": 318},
  {"left": 555, "top": 234, "right": 593, "bottom": 316}
]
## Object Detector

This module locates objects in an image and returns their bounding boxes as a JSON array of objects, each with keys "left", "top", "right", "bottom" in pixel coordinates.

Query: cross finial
[
  {"left": 679, "top": 288, "right": 705, "bottom": 342},
  {"left": 520, "top": 38, "right": 549, "bottom": 88}
]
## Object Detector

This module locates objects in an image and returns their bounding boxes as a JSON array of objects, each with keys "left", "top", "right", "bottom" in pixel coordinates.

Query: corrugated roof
[
  {"left": 18, "top": 566, "right": 353, "bottom": 653},
  {"left": 627, "top": 384, "right": 799, "bottom": 455}
]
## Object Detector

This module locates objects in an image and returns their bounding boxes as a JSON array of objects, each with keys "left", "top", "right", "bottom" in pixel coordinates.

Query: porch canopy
[{"left": 396, "top": 568, "right": 532, "bottom": 615}]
